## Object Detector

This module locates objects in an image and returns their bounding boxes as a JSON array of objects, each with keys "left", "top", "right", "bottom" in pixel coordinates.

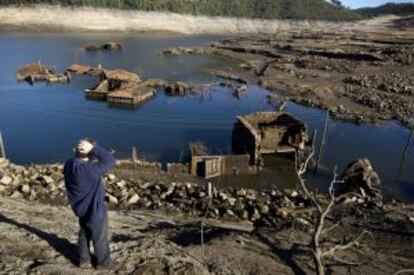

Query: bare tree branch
[
  {"left": 321, "top": 221, "right": 341, "bottom": 235},
  {"left": 321, "top": 230, "right": 374, "bottom": 258},
  {"left": 296, "top": 152, "right": 375, "bottom": 275},
  {"left": 297, "top": 151, "right": 322, "bottom": 212}
]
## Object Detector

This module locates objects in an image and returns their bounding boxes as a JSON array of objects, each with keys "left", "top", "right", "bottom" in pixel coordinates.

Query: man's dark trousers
[{"left": 78, "top": 213, "right": 110, "bottom": 266}]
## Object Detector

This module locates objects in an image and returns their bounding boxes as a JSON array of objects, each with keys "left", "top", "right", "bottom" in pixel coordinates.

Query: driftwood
[{"left": 202, "top": 219, "right": 254, "bottom": 233}]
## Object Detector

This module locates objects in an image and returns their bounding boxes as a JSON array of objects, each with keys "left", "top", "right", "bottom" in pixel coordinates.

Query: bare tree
[{"left": 297, "top": 152, "right": 374, "bottom": 275}]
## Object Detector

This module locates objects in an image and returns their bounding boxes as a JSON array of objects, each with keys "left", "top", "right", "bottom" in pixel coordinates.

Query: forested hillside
[
  {"left": 0, "top": 0, "right": 363, "bottom": 21},
  {"left": 356, "top": 3, "right": 414, "bottom": 16}
]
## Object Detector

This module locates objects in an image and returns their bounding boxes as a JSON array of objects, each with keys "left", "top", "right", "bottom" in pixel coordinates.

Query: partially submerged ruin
[
  {"left": 102, "top": 69, "right": 141, "bottom": 83},
  {"left": 164, "top": 112, "right": 311, "bottom": 179},
  {"left": 85, "top": 42, "right": 122, "bottom": 52},
  {"left": 67, "top": 63, "right": 229, "bottom": 107},
  {"left": 16, "top": 63, "right": 70, "bottom": 85},
  {"left": 232, "top": 112, "right": 310, "bottom": 166},
  {"left": 107, "top": 84, "right": 156, "bottom": 108},
  {"left": 68, "top": 64, "right": 156, "bottom": 108},
  {"left": 66, "top": 64, "right": 104, "bottom": 76},
  {"left": 190, "top": 154, "right": 255, "bottom": 179},
  {"left": 149, "top": 142, "right": 257, "bottom": 179}
]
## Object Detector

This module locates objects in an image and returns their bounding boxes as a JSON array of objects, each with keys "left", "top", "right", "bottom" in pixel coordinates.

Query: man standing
[{"left": 64, "top": 139, "right": 116, "bottom": 269}]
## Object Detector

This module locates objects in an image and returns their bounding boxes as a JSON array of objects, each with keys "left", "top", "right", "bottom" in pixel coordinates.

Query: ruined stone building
[
  {"left": 187, "top": 142, "right": 255, "bottom": 179},
  {"left": 232, "top": 112, "right": 309, "bottom": 166},
  {"left": 168, "top": 112, "right": 311, "bottom": 179}
]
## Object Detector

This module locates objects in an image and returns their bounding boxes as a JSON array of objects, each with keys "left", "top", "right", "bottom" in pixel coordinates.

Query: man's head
[{"left": 75, "top": 138, "right": 95, "bottom": 159}]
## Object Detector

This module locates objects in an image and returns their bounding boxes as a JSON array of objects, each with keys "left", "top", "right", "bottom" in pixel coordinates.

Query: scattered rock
[
  {"left": 0, "top": 175, "right": 12, "bottom": 185},
  {"left": 9, "top": 190, "right": 23, "bottom": 199},
  {"left": 107, "top": 194, "right": 119, "bottom": 205},
  {"left": 21, "top": 184, "right": 30, "bottom": 194},
  {"left": 0, "top": 158, "right": 9, "bottom": 168},
  {"left": 107, "top": 174, "right": 117, "bottom": 181},
  {"left": 128, "top": 194, "right": 140, "bottom": 205},
  {"left": 40, "top": 176, "right": 54, "bottom": 186}
]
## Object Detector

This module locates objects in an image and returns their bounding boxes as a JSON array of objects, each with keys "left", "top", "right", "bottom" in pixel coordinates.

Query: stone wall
[
  {"left": 167, "top": 162, "right": 190, "bottom": 174},
  {"left": 222, "top": 155, "right": 256, "bottom": 175},
  {"left": 232, "top": 119, "right": 258, "bottom": 164}
]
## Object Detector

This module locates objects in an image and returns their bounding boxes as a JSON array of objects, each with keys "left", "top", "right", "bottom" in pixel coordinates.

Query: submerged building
[
  {"left": 186, "top": 112, "right": 311, "bottom": 179},
  {"left": 232, "top": 112, "right": 309, "bottom": 166}
]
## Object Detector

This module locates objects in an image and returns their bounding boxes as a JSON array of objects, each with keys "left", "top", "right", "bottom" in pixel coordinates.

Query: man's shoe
[
  {"left": 95, "top": 261, "right": 120, "bottom": 271},
  {"left": 78, "top": 260, "right": 91, "bottom": 269}
]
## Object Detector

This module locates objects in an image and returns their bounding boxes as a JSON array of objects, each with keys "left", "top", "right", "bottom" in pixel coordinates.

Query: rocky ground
[
  {"left": 0, "top": 157, "right": 413, "bottom": 274},
  {"left": 163, "top": 16, "right": 414, "bottom": 128}
]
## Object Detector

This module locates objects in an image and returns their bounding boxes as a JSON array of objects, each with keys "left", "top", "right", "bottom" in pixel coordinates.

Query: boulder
[
  {"left": 10, "top": 190, "right": 23, "bottom": 199},
  {"left": 116, "top": 180, "right": 127, "bottom": 189},
  {"left": 258, "top": 204, "right": 270, "bottom": 215},
  {"left": 40, "top": 176, "right": 54, "bottom": 185},
  {"left": 106, "top": 194, "right": 118, "bottom": 205},
  {"left": 47, "top": 183, "right": 56, "bottom": 192},
  {"left": 0, "top": 158, "right": 9, "bottom": 168},
  {"left": 21, "top": 184, "right": 30, "bottom": 194},
  {"left": 0, "top": 175, "right": 12, "bottom": 185},
  {"left": 12, "top": 175, "right": 25, "bottom": 186},
  {"left": 128, "top": 194, "right": 140, "bottom": 205},
  {"left": 341, "top": 159, "right": 382, "bottom": 200},
  {"left": 107, "top": 174, "right": 117, "bottom": 181}
]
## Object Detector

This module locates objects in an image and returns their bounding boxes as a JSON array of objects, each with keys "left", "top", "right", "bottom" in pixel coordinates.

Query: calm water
[{"left": 0, "top": 33, "right": 413, "bottom": 202}]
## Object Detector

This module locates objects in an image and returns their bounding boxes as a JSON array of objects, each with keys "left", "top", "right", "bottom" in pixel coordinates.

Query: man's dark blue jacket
[{"left": 64, "top": 145, "right": 116, "bottom": 227}]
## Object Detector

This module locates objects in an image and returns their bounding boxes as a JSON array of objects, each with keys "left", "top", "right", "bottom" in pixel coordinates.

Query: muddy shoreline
[
  {"left": 162, "top": 16, "right": 414, "bottom": 128},
  {"left": 0, "top": 158, "right": 413, "bottom": 274}
]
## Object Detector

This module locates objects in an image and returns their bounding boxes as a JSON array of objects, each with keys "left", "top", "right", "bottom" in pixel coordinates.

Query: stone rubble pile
[
  {"left": 0, "top": 160, "right": 66, "bottom": 202},
  {"left": 344, "top": 73, "right": 414, "bottom": 95},
  {"left": 0, "top": 157, "right": 383, "bottom": 225},
  {"left": 0, "top": 158, "right": 313, "bottom": 224}
]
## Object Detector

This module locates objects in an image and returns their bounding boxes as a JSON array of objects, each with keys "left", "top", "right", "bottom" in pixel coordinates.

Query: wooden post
[
  {"left": 397, "top": 129, "right": 413, "bottom": 181},
  {"left": 315, "top": 111, "right": 329, "bottom": 172},
  {"left": 0, "top": 132, "right": 5, "bottom": 159},
  {"left": 132, "top": 146, "right": 138, "bottom": 162},
  {"left": 178, "top": 150, "right": 184, "bottom": 162},
  {"left": 402, "top": 129, "right": 413, "bottom": 161},
  {"left": 312, "top": 129, "right": 317, "bottom": 153}
]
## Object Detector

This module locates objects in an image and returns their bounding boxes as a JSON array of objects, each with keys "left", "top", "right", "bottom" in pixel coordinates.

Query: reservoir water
[{"left": 0, "top": 32, "right": 413, "bottom": 202}]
